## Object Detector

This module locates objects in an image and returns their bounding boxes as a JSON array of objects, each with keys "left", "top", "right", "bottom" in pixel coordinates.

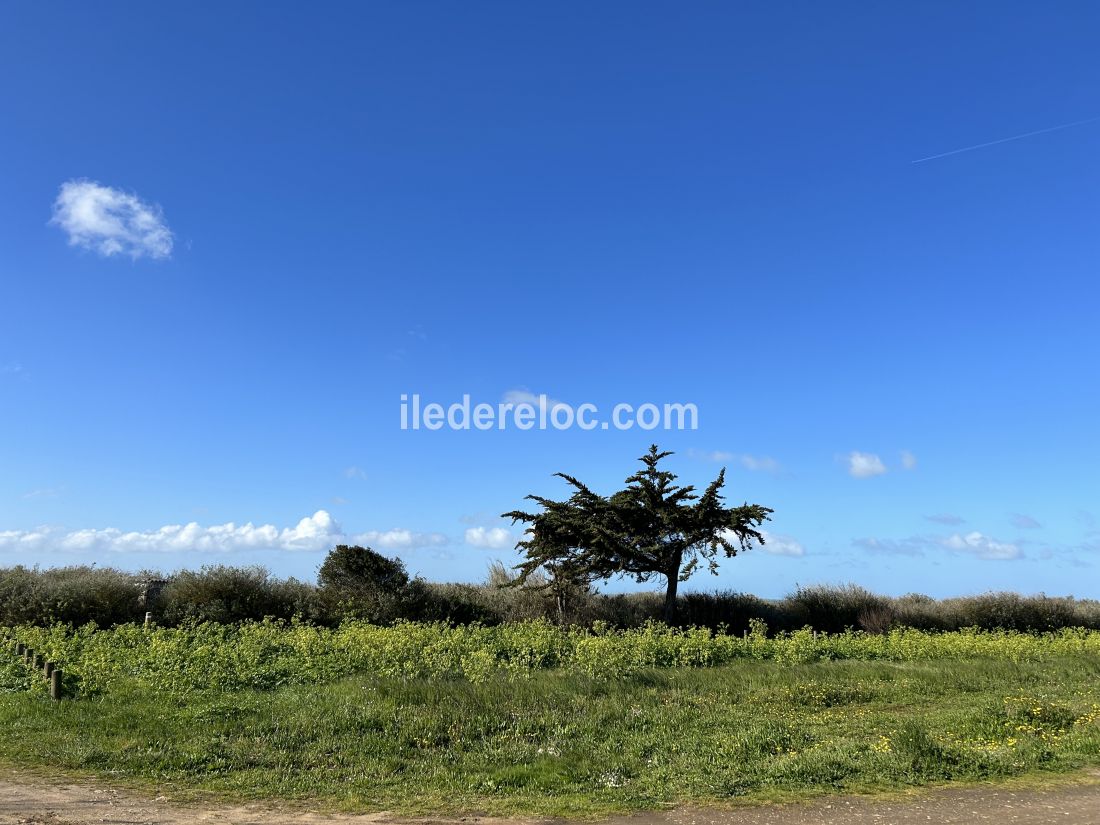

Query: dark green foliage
[
  {"left": 316, "top": 544, "right": 431, "bottom": 624},
  {"left": 504, "top": 445, "right": 773, "bottom": 621},
  {"left": 159, "top": 566, "right": 323, "bottom": 625},
  {"left": 4, "top": 561, "right": 1100, "bottom": 634},
  {"left": 0, "top": 566, "right": 141, "bottom": 626},
  {"left": 318, "top": 544, "right": 410, "bottom": 593},
  {"left": 415, "top": 583, "right": 506, "bottom": 625},
  {"left": 785, "top": 584, "right": 896, "bottom": 634}
]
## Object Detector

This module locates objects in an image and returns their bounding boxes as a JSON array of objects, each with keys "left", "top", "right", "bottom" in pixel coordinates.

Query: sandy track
[{"left": 2, "top": 769, "right": 1100, "bottom": 825}]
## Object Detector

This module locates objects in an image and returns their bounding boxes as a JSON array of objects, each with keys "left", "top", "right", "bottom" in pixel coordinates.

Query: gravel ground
[{"left": 2, "top": 769, "right": 1099, "bottom": 825}]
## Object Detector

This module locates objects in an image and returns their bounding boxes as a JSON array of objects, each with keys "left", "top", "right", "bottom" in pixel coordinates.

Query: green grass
[{"left": 2, "top": 656, "right": 1099, "bottom": 816}]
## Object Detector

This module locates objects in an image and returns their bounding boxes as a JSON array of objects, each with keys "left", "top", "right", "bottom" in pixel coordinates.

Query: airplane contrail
[{"left": 911, "top": 115, "right": 1100, "bottom": 164}]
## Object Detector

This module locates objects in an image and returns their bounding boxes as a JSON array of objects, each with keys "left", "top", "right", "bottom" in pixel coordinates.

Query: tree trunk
[{"left": 662, "top": 572, "right": 679, "bottom": 624}]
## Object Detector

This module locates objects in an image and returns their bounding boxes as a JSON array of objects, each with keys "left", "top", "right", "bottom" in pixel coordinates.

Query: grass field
[{"left": 2, "top": 622, "right": 1100, "bottom": 816}]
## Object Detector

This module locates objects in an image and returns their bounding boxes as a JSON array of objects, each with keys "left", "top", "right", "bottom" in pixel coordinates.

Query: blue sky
[{"left": 2, "top": 2, "right": 1098, "bottom": 597}]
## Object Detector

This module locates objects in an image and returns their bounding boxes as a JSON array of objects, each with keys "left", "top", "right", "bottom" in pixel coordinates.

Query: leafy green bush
[
  {"left": 159, "top": 566, "right": 322, "bottom": 625},
  {"left": 0, "top": 566, "right": 141, "bottom": 627}
]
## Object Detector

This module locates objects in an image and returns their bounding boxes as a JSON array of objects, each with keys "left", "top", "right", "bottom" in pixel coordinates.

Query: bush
[
  {"left": 897, "top": 592, "right": 1100, "bottom": 633},
  {"left": 0, "top": 566, "right": 141, "bottom": 627},
  {"left": 5, "top": 560, "right": 1100, "bottom": 634},
  {"left": 781, "top": 584, "right": 896, "bottom": 634},
  {"left": 317, "top": 545, "right": 437, "bottom": 624},
  {"left": 159, "top": 566, "right": 322, "bottom": 625}
]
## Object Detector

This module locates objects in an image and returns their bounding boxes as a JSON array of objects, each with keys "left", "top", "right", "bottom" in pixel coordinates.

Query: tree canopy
[
  {"left": 503, "top": 445, "right": 773, "bottom": 621},
  {"left": 318, "top": 544, "right": 410, "bottom": 594}
]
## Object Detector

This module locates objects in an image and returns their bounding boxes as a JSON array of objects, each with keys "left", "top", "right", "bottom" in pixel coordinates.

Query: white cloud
[
  {"left": 688, "top": 449, "right": 735, "bottom": 462},
  {"left": 740, "top": 454, "right": 782, "bottom": 474},
  {"left": 21, "top": 487, "right": 62, "bottom": 500},
  {"left": 1011, "top": 513, "right": 1041, "bottom": 529},
  {"left": 353, "top": 528, "right": 448, "bottom": 550},
  {"left": 1, "top": 363, "right": 22, "bottom": 375},
  {"left": 925, "top": 513, "right": 966, "bottom": 525},
  {"left": 847, "top": 451, "right": 886, "bottom": 478},
  {"left": 855, "top": 530, "right": 1021, "bottom": 561},
  {"left": 939, "top": 531, "right": 1021, "bottom": 560},
  {"left": 688, "top": 450, "right": 781, "bottom": 474},
  {"left": 900, "top": 450, "right": 917, "bottom": 470},
  {"left": 51, "top": 179, "right": 173, "bottom": 260},
  {"left": 502, "top": 388, "right": 570, "bottom": 413},
  {"left": 343, "top": 466, "right": 367, "bottom": 480},
  {"left": 0, "top": 510, "right": 448, "bottom": 555},
  {"left": 722, "top": 528, "right": 804, "bottom": 557},
  {"left": 465, "top": 526, "right": 515, "bottom": 549},
  {"left": 759, "top": 530, "right": 804, "bottom": 557},
  {"left": 854, "top": 536, "right": 925, "bottom": 556}
]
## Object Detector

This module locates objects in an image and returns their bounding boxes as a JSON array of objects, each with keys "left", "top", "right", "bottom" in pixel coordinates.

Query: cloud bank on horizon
[
  {"left": 51, "top": 179, "right": 173, "bottom": 260},
  {"left": 0, "top": 512, "right": 810, "bottom": 560},
  {"left": 0, "top": 510, "right": 450, "bottom": 556}
]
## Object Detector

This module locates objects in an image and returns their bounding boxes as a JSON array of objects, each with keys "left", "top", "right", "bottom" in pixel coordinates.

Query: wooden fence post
[
  {"left": 44, "top": 660, "right": 55, "bottom": 678},
  {"left": 50, "top": 668, "right": 62, "bottom": 701}
]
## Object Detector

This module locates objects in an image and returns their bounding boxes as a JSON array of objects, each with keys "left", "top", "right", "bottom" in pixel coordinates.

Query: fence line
[{"left": 2, "top": 629, "right": 64, "bottom": 700}]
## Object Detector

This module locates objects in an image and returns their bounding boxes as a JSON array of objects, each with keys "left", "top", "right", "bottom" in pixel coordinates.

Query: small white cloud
[
  {"left": 688, "top": 449, "right": 735, "bottom": 462},
  {"left": 465, "top": 526, "right": 515, "bottom": 549},
  {"left": 847, "top": 451, "right": 886, "bottom": 478},
  {"left": 1, "top": 362, "right": 22, "bottom": 375},
  {"left": 939, "top": 531, "right": 1021, "bottom": 560},
  {"left": 1010, "top": 513, "right": 1041, "bottom": 529},
  {"left": 354, "top": 528, "right": 448, "bottom": 550},
  {"left": 21, "top": 487, "right": 62, "bottom": 500},
  {"left": 900, "top": 450, "right": 917, "bottom": 470},
  {"left": 925, "top": 513, "right": 966, "bottom": 525},
  {"left": 688, "top": 450, "right": 781, "bottom": 473},
  {"left": 760, "top": 530, "right": 804, "bottom": 557},
  {"left": 343, "top": 466, "right": 367, "bottom": 480},
  {"left": 853, "top": 536, "right": 926, "bottom": 556},
  {"left": 502, "top": 388, "right": 570, "bottom": 413},
  {"left": 721, "top": 528, "right": 803, "bottom": 557},
  {"left": 740, "top": 454, "right": 782, "bottom": 474},
  {"left": 51, "top": 179, "right": 173, "bottom": 260}
]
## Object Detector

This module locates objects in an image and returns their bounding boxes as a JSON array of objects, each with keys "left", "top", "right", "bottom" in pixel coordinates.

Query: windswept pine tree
[{"left": 503, "top": 445, "right": 773, "bottom": 622}]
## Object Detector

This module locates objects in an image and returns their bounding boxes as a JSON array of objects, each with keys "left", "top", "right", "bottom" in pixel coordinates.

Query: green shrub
[
  {"left": 781, "top": 584, "right": 895, "bottom": 634},
  {"left": 159, "top": 566, "right": 320, "bottom": 625},
  {"left": 0, "top": 566, "right": 141, "bottom": 627}
]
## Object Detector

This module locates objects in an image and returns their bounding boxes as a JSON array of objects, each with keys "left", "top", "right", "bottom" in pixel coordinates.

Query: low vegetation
[
  {"left": 1, "top": 623, "right": 1098, "bottom": 814},
  {"left": 6, "top": 619, "right": 1100, "bottom": 694},
  {"left": 3, "top": 563, "right": 1100, "bottom": 634}
]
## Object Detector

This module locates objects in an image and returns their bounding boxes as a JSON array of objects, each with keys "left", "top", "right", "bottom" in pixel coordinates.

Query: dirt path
[{"left": 2, "top": 769, "right": 1100, "bottom": 825}]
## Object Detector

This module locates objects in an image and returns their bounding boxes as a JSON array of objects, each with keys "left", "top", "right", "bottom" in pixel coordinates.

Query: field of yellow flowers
[{"left": 2, "top": 620, "right": 1099, "bottom": 815}]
